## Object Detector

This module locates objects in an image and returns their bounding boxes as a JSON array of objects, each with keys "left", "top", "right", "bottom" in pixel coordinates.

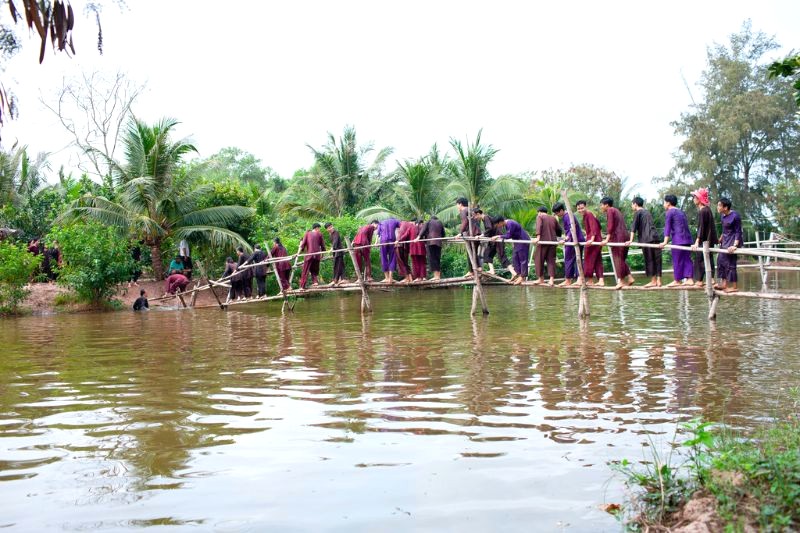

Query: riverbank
[
  {"left": 614, "top": 409, "right": 800, "bottom": 531},
  {"left": 19, "top": 279, "right": 228, "bottom": 314}
]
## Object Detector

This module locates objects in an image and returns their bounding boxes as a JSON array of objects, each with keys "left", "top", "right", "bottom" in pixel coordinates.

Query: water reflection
[{"left": 0, "top": 272, "right": 798, "bottom": 531}]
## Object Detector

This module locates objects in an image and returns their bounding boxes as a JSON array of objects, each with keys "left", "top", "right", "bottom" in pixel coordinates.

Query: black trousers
[
  {"left": 255, "top": 275, "right": 267, "bottom": 296},
  {"left": 693, "top": 250, "right": 715, "bottom": 281},
  {"left": 643, "top": 245, "right": 663, "bottom": 277},
  {"left": 427, "top": 245, "right": 442, "bottom": 272},
  {"left": 483, "top": 241, "right": 511, "bottom": 268},
  {"left": 333, "top": 254, "right": 345, "bottom": 281}
]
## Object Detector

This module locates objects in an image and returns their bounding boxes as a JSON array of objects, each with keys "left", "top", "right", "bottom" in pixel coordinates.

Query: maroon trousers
[
  {"left": 278, "top": 269, "right": 290, "bottom": 290},
  {"left": 396, "top": 246, "right": 410, "bottom": 277},
  {"left": 411, "top": 254, "right": 426, "bottom": 279},
  {"left": 611, "top": 246, "right": 631, "bottom": 278},
  {"left": 355, "top": 248, "right": 372, "bottom": 279},
  {"left": 534, "top": 244, "right": 556, "bottom": 279},
  {"left": 299, "top": 256, "right": 320, "bottom": 288},
  {"left": 583, "top": 244, "right": 604, "bottom": 279}
]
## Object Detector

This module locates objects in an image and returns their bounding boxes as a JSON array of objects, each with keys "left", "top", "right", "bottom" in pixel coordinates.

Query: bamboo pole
[
  {"left": 561, "top": 190, "right": 589, "bottom": 318},
  {"left": 703, "top": 241, "right": 718, "bottom": 320},
  {"left": 755, "top": 232, "right": 767, "bottom": 288},
  {"left": 345, "top": 237, "right": 371, "bottom": 314},
  {"left": 176, "top": 288, "right": 188, "bottom": 308},
  {"left": 464, "top": 235, "right": 488, "bottom": 315}
]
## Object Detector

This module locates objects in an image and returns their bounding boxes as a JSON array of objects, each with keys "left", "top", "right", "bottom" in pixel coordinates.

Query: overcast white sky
[{"left": 3, "top": 1, "right": 799, "bottom": 196}]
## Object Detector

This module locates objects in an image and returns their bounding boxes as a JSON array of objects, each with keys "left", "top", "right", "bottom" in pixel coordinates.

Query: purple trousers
[
  {"left": 513, "top": 245, "right": 530, "bottom": 278},
  {"left": 564, "top": 245, "right": 583, "bottom": 279},
  {"left": 671, "top": 248, "right": 693, "bottom": 280},
  {"left": 380, "top": 242, "right": 396, "bottom": 272},
  {"left": 717, "top": 252, "right": 738, "bottom": 282}
]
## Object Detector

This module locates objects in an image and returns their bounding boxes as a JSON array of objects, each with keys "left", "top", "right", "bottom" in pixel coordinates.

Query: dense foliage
[
  {"left": 0, "top": 240, "right": 40, "bottom": 314},
  {"left": 49, "top": 222, "right": 134, "bottom": 304}
]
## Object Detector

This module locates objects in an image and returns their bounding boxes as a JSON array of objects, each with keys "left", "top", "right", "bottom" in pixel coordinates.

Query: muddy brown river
[{"left": 1, "top": 271, "right": 798, "bottom": 531}]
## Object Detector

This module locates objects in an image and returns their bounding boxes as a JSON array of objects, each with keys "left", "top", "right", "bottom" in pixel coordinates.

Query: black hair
[
  {"left": 225, "top": 256, "right": 234, "bottom": 263},
  {"left": 718, "top": 197, "right": 732, "bottom": 209},
  {"left": 140, "top": 289, "right": 146, "bottom": 296},
  {"left": 600, "top": 197, "right": 614, "bottom": 206},
  {"left": 664, "top": 194, "right": 678, "bottom": 207},
  {"left": 537, "top": 206, "right": 548, "bottom": 213},
  {"left": 493, "top": 215, "right": 506, "bottom": 224},
  {"left": 312, "top": 223, "right": 321, "bottom": 229},
  {"left": 176, "top": 255, "right": 183, "bottom": 261},
  {"left": 416, "top": 218, "right": 424, "bottom": 224},
  {"left": 254, "top": 244, "right": 262, "bottom": 250},
  {"left": 324, "top": 222, "right": 332, "bottom": 228},
  {"left": 456, "top": 197, "right": 469, "bottom": 207},
  {"left": 273, "top": 237, "right": 282, "bottom": 245},
  {"left": 236, "top": 246, "right": 244, "bottom": 253},
  {"left": 370, "top": 219, "right": 379, "bottom": 225},
  {"left": 632, "top": 196, "right": 644, "bottom": 207},
  {"left": 576, "top": 199, "right": 588, "bottom": 207},
  {"left": 552, "top": 202, "right": 565, "bottom": 213},
  {"left": 473, "top": 208, "right": 483, "bottom": 215}
]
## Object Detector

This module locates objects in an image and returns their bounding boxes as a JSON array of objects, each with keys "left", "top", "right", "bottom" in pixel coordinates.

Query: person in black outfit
[
  {"left": 691, "top": 188, "right": 718, "bottom": 286},
  {"left": 474, "top": 210, "right": 510, "bottom": 275},
  {"left": 251, "top": 244, "right": 268, "bottom": 298},
  {"left": 133, "top": 289, "right": 149, "bottom": 311},
  {"left": 324, "top": 222, "right": 346, "bottom": 286},
  {"left": 130, "top": 243, "right": 142, "bottom": 286},
  {"left": 222, "top": 257, "right": 239, "bottom": 302},
  {"left": 418, "top": 215, "right": 445, "bottom": 280},
  {"left": 236, "top": 246, "right": 253, "bottom": 299}
]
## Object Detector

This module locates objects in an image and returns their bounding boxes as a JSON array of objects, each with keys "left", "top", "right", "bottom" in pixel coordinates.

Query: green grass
[{"left": 612, "top": 398, "right": 800, "bottom": 531}]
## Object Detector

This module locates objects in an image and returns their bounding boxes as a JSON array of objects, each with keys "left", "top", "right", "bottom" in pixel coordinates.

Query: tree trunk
[{"left": 151, "top": 243, "right": 164, "bottom": 280}]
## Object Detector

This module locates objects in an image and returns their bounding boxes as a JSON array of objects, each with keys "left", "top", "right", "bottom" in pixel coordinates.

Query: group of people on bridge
[{"left": 214, "top": 189, "right": 745, "bottom": 303}]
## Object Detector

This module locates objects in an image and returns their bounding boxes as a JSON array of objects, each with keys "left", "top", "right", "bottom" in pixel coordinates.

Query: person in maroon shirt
[
  {"left": 164, "top": 272, "right": 189, "bottom": 295},
  {"left": 533, "top": 207, "right": 561, "bottom": 285},
  {"left": 298, "top": 223, "right": 326, "bottom": 288},
  {"left": 270, "top": 238, "right": 291, "bottom": 291},
  {"left": 576, "top": 200, "right": 605, "bottom": 286},
  {"left": 324, "top": 222, "right": 346, "bottom": 286},
  {"left": 599, "top": 197, "right": 635, "bottom": 289},
  {"left": 354, "top": 220, "right": 379, "bottom": 281},
  {"left": 395, "top": 219, "right": 415, "bottom": 283},
  {"left": 398, "top": 218, "right": 427, "bottom": 282}
]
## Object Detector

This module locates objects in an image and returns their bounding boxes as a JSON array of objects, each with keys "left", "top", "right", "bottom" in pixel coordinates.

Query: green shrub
[
  {"left": 49, "top": 222, "right": 134, "bottom": 304},
  {"left": 0, "top": 241, "right": 40, "bottom": 314}
]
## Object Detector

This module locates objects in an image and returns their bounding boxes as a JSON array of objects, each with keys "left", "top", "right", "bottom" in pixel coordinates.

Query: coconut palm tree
[
  {"left": 442, "top": 130, "right": 526, "bottom": 222},
  {"left": 61, "top": 117, "right": 254, "bottom": 279},
  {"left": 357, "top": 145, "right": 450, "bottom": 221},
  {"left": 279, "top": 126, "right": 393, "bottom": 217}
]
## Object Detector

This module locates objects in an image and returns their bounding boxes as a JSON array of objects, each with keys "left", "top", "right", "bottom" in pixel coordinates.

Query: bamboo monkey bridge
[{"left": 154, "top": 192, "right": 800, "bottom": 321}]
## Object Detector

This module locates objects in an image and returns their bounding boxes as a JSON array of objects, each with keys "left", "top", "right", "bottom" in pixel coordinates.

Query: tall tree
[
  {"left": 443, "top": 130, "right": 525, "bottom": 222},
  {"left": 188, "top": 146, "right": 282, "bottom": 188},
  {"left": 357, "top": 145, "right": 450, "bottom": 220},
  {"left": 279, "top": 126, "right": 392, "bottom": 217},
  {"left": 61, "top": 117, "right": 254, "bottom": 279},
  {"left": 668, "top": 21, "right": 800, "bottom": 228}
]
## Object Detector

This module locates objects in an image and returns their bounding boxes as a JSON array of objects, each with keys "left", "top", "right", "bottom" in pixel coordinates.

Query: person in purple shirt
[
  {"left": 378, "top": 217, "right": 401, "bottom": 283},
  {"left": 659, "top": 194, "right": 694, "bottom": 286},
  {"left": 715, "top": 197, "right": 743, "bottom": 293},
  {"left": 492, "top": 216, "right": 530, "bottom": 285},
  {"left": 553, "top": 202, "right": 585, "bottom": 286}
]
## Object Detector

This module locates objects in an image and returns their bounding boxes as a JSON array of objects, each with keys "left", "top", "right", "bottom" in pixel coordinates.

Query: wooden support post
[
  {"left": 561, "top": 190, "right": 589, "bottom": 318},
  {"left": 288, "top": 253, "right": 301, "bottom": 290},
  {"left": 703, "top": 241, "right": 718, "bottom": 320},
  {"left": 195, "top": 259, "right": 225, "bottom": 310},
  {"left": 755, "top": 231, "right": 767, "bottom": 288},
  {"left": 345, "top": 237, "right": 372, "bottom": 314},
  {"left": 189, "top": 282, "right": 199, "bottom": 307},
  {"left": 176, "top": 289, "right": 188, "bottom": 308},
  {"left": 464, "top": 237, "right": 489, "bottom": 315}
]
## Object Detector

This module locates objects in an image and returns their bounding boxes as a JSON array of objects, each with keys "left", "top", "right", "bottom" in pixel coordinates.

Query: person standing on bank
[
  {"left": 533, "top": 207, "right": 560, "bottom": 286},
  {"left": 627, "top": 196, "right": 663, "bottom": 288},
  {"left": 298, "top": 223, "right": 325, "bottom": 289},
  {"left": 418, "top": 215, "right": 445, "bottom": 281},
  {"left": 716, "top": 197, "right": 743, "bottom": 293},
  {"left": 600, "top": 197, "right": 635, "bottom": 289},
  {"left": 324, "top": 222, "right": 346, "bottom": 286},
  {"left": 577, "top": 200, "right": 604, "bottom": 286},
  {"left": 553, "top": 202, "right": 585, "bottom": 287},
  {"left": 251, "top": 244, "right": 268, "bottom": 298},
  {"left": 660, "top": 194, "right": 694, "bottom": 286},
  {"left": 691, "top": 188, "right": 718, "bottom": 287}
]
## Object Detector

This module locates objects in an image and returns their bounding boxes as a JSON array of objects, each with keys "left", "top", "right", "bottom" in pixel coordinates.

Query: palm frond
[
  {"left": 172, "top": 225, "right": 252, "bottom": 252},
  {"left": 174, "top": 205, "right": 254, "bottom": 228}
]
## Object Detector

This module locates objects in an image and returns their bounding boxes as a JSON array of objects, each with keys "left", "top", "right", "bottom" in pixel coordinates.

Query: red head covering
[{"left": 691, "top": 188, "right": 709, "bottom": 206}]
